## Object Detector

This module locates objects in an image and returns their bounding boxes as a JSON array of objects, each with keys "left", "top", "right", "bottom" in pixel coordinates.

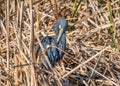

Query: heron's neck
[{"left": 57, "top": 33, "right": 66, "bottom": 44}]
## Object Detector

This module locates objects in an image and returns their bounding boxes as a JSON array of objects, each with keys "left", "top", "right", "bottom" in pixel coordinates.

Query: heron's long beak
[{"left": 57, "top": 27, "right": 63, "bottom": 44}]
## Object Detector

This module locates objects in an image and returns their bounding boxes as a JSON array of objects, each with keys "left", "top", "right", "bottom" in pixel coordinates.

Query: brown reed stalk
[
  {"left": 29, "top": 0, "right": 37, "bottom": 85},
  {"left": 13, "top": 0, "right": 19, "bottom": 85},
  {"left": 6, "top": 0, "right": 10, "bottom": 85},
  {"left": 34, "top": 0, "right": 40, "bottom": 85},
  {"left": 14, "top": 54, "right": 19, "bottom": 85},
  {"left": 36, "top": 2, "right": 40, "bottom": 32},
  {"left": 0, "top": 44, "right": 1, "bottom": 56},
  {"left": 35, "top": 1, "right": 39, "bottom": 64},
  {"left": 19, "top": 1, "right": 23, "bottom": 48},
  {"left": 49, "top": 0, "right": 58, "bottom": 19},
  {"left": 53, "top": 0, "right": 58, "bottom": 19}
]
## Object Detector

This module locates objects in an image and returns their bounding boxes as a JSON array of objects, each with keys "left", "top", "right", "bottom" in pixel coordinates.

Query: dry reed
[{"left": 0, "top": 0, "right": 120, "bottom": 86}]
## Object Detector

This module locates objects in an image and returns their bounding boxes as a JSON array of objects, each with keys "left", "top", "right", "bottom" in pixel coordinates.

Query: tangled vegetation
[{"left": 0, "top": 0, "right": 120, "bottom": 86}]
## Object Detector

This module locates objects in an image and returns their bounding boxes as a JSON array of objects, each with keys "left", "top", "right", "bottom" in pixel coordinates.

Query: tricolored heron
[{"left": 36, "top": 18, "right": 68, "bottom": 68}]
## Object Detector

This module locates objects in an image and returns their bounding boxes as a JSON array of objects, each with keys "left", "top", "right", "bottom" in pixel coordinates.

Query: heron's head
[{"left": 53, "top": 18, "right": 68, "bottom": 43}]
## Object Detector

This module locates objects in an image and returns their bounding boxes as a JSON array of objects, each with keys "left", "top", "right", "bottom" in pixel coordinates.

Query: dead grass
[{"left": 0, "top": 0, "right": 120, "bottom": 86}]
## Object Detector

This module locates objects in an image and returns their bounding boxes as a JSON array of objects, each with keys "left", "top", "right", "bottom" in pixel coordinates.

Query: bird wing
[{"left": 36, "top": 36, "right": 59, "bottom": 68}]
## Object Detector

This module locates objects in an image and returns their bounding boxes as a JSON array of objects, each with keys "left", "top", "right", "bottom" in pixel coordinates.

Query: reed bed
[{"left": 0, "top": 0, "right": 120, "bottom": 86}]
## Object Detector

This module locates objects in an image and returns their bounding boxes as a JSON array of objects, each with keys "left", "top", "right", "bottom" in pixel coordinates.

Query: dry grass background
[{"left": 0, "top": 0, "right": 120, "bottom": 86}]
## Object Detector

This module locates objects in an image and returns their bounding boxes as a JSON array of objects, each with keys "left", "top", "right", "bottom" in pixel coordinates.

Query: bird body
[{"left": 36, "top": 36, "right": 59, "bottom": 68}]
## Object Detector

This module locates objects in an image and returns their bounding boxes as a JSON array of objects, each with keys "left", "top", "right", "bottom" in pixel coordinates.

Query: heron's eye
[{"left": 58, "top": 25, "right": 62, "bottom": 30}]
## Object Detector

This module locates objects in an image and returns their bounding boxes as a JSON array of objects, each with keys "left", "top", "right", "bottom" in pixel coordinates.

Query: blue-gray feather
[{"left": 36, "top": 36, "right": 59, "bottom": 67}]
